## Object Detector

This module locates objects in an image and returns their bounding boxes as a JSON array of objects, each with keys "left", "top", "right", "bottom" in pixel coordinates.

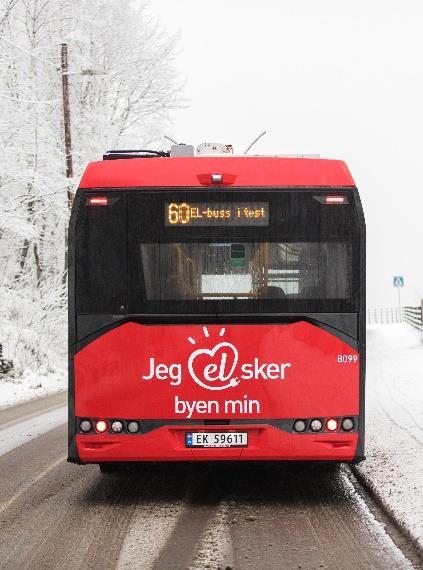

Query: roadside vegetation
[{"left": 0, "top": 0, "right": 182, "bottom": 390}]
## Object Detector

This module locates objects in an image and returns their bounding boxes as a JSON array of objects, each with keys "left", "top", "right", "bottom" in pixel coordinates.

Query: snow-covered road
[
  {"left": 358, "top": 323, "right": 423, "bottom": 551},
  {"left": 0, "top": 405, "right": 66, "bottom": 457}
]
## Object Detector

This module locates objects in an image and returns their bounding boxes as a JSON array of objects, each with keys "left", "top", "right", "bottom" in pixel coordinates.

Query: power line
[{"left": 0, "top": 35, "right": 60, "bottom": 69}]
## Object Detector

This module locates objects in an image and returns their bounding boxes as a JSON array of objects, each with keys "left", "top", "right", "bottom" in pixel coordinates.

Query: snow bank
[
  {"left": 0, "top": 368, "right": 66, "bottom": 410},
  {"left": 0, "top": 294, "right": 67, "bottom": 409},
  {"left": 358, "top": 323, "right": 423, "bottom": 551}
]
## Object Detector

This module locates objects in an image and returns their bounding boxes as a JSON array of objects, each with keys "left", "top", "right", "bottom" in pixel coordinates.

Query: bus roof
[{"left": 79, "top": 156, "right": 355, "bottom": 189}]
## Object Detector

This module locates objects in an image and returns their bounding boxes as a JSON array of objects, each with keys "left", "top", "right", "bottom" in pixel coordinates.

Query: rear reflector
[{"left": 87, "top": 196, "right": 108, "bottom": 206}]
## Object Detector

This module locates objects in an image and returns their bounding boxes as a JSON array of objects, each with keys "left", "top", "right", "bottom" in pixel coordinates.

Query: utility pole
[
  {"left": 59, "top": 44, "right": 104, "bottom": 284},
  {"left": 61, "top": 43, "right": 72, "bottom": 285},
  {"left": 61, "top": 43, "right": 74, "bottom": 208}
]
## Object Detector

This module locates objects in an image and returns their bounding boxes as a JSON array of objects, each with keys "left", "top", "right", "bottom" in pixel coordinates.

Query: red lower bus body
[
  {"left": 76, "top": 427, "right": 358, "bottom": 463},
  {"left": 73, "top": 321, "right": 360, "bottom": 463}
]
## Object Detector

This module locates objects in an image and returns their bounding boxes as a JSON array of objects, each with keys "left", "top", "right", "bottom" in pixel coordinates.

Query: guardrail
[
  {"left": 367, "top": 305, "right": 423, "bottom": 331},
  {"left": 403, "top": 306, "right": 423, "bottom": 331},
  {"left": 367, "top": 307, "right": 404, "bottom": 324}
]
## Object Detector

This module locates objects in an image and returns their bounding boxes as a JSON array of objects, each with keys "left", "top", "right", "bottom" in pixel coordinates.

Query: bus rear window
[
  {"left": 140, "top": 242, "right": 351, "bottom": 301},
  {"left": 75, "top": 189, "right": 360, "bottom": 314}
]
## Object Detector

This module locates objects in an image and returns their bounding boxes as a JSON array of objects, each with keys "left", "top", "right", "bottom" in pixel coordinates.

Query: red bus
[{"left": 68, "top": 148, "right": 365, "bottom": 471}]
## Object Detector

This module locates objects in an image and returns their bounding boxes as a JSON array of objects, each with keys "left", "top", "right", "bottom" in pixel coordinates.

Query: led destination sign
[{"left": 166, "top": 202, "right": 269, "bottom": 226}]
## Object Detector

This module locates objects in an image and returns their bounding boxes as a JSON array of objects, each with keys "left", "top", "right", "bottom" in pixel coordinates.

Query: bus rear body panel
[
  {"left": 69, "top": 157, "right": 365, "bottom": 465},
  {"left": 74, "top": 321, "right": 359, "bottom": 462}
]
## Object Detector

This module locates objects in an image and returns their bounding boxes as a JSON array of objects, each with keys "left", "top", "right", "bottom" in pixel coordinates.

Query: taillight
[
  {"left": 111, "top": 421, "right": 124, "bottom": 433},
  {"left": 313, "top": 195, "right": 348, "bottom": 205},
  {"left": 310, "top": 419, "right": 323, "bottom": 432},
  {"left": 290, "top": 417, "right": 354, "bottom": 433},
  {"left": 326, "top": 418, "right": 339, "bottom": 432},
  {"left": 87, "top": 196, "right": 108, "bottom": 206},
  {"left": 79, "top": 419, "right": 92, "bottom": 433},
  {"left": 341, "top": 418, "right": 354, "bottom": 431},
  {"left": 325, "top": 196, "right": 347, "bottom": 204},
  {"left": 95, "top": 420, "right": 108, "bottom": 433},
  {"left": 293, "top": 419, "right": 306, "bottom": 432},
  {"left": 127, "top": 421, "right": 140, "bottom": 433}
]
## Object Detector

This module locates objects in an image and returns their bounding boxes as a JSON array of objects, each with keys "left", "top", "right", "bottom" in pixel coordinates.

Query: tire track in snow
[
  {"left": 189, "top": 500, "right": 234, "bottom": 570},
  {"left": 117, "top": 501, "right": 184, "bottom": 569}
]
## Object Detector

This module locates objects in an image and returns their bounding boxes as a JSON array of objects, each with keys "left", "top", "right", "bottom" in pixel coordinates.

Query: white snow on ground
[
  {"left": 0, "top": 368, "right": 66, "bottom": 410},
  {"left": 0, "top": 406, "right": 67, "bottom": 457},
  {"left": 358, "top": 323, "right": 423, "bottom": 551}
]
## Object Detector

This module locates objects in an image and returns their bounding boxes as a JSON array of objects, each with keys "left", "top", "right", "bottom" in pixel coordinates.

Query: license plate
[{"left": 185, "top": 432, "right": 248, "bottom": 448}]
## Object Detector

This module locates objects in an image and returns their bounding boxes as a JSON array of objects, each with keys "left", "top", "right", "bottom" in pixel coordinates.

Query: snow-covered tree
[{"left": 0, "top": 0, "right": 181, "bottom": 380}]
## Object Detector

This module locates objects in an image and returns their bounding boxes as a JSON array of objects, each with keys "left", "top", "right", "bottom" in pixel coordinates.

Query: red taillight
[
  {"left": 324, "top": 196, "right": 347, "bottom": 205},
  {"left": 88, "top": 196, "right": 108, "bottom": 206},
  {"left": 95, "top": 420, "right": 108, "bottom": 433},
  {"left": 326, "top": 418, "right": 339, "bottom": 431},
  {"left": 313, "top": 195, "right": 348, "bottom": 205}
]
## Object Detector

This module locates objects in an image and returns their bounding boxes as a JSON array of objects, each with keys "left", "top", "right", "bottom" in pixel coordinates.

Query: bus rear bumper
[{"left": 75, "top": 424, "right": 359, "bottom": 463}]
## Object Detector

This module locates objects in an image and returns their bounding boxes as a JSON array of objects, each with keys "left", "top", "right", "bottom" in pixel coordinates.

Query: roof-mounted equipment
[
  {"left": 170, "top": 144, "right": 195, "bottom": 157},
  {"left": 196, "top": 142, "right": 233, "bottom": 156}
]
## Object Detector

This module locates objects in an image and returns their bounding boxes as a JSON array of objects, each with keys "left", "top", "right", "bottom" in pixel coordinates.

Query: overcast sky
[{"left": 151, "top": 0, "right": 423, "bottom": 307}]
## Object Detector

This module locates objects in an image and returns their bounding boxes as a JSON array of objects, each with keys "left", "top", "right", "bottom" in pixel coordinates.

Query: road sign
[{"left": 393, "top": 276, "right": 404, "bottom": 288}]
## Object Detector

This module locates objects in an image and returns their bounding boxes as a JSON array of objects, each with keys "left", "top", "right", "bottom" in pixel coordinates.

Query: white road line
[
  {"left": 189, "top": 501, "right": 234, "bottom": 570},
  {"left": 0, "top": 405, "right": 67, "bottom": 457},
  {"left": 117, "top": 503, "right": 184, "bottom": 570}
]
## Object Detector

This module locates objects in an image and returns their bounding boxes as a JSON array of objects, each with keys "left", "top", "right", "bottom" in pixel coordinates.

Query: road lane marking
[
  {"left": 0, "top": 454, "right": 67, "bottom": 513},
  {"left": 117, "top": 502, "right": 184, "bottom": 570},
  {"left": 0, "top": 405, "right": 67, "bottom": 457}
]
